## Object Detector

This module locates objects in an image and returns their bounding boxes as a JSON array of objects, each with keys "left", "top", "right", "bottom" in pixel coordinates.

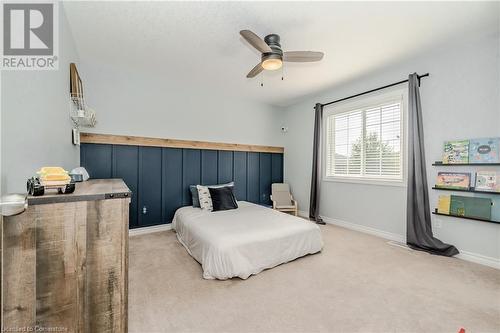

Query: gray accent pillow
[
  {"left": 190, "top": 185, "right": 201, "bottom": 207},
  {"left": 190, "top": 182, "right": 234, "bottom": 208}
]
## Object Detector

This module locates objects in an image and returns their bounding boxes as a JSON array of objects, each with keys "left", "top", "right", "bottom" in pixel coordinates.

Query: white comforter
[{"left": 172, "top": 201, "right": 323, "bottom": 280}]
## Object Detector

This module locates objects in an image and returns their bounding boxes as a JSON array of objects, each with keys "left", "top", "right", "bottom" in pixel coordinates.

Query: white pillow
[{"left": 196, "top": 185, "right": 213, "bottom": 211}]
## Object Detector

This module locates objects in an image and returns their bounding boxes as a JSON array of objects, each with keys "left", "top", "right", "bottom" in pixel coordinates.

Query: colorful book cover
[
  {"left": 435, "top": 172, "right": 471, "bottom": 189},
  {"left": 443, "top": 140, "right": 469, "bottom": 164},
  {"left": 437, "top": 195, "right": 451, "bottom": 214},
  {"left": 450, "top": 195, "right": 492, "bottom": 220},
  {"left": 475, "top": 171, "right": 499, "bottom": 192},
  {"left": 469, "top": 137, "right": 500, "bottom": 163}
]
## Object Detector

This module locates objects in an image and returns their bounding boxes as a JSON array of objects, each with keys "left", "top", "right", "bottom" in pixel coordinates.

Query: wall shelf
[
  {"left": 432, "top": 162, "right": 500, "bottom": 166},
  {"left": 432, "top": 211, "right": 500, "bottom": 225},
  {"left": 432, "top": 187, "right": 500, "bottom": 195},
  {"left": 431, "top": 160, "right": 500, "bottom": 225}
]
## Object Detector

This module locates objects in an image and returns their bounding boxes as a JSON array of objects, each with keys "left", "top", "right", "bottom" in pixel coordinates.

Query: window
[{"left": 324, "top": 92, "right": 405, "bottom": 183}]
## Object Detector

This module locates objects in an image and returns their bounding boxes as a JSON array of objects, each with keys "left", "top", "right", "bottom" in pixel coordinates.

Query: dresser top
[{"left": 28, "top": 179, "right": 131, "bottom": 206}]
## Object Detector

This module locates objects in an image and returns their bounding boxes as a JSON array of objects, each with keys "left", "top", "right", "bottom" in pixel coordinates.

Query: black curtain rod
[{"left": 319, "top": 73, "right": 429, "bottom": 108}]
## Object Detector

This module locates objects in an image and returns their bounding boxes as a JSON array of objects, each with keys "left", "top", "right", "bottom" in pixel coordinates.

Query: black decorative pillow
[
  {"left": 190, "top": 182, "right": 234, "bottom": 208},
  {"left": 208, "top": 186, "right": 238, "bottom": 212}
]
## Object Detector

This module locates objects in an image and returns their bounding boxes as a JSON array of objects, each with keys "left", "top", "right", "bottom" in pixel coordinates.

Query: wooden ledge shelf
[
  {"left": 432, "top": 187, "right": 500, "bottom": 195},
  {"left": 432, "top": 162, "right": 500, "bottom": 166},
  {"left": 432, "top": 211, "right": 500, "bottom": 224},
  {"left": 80, "top": 132, "right": 284, "bottom": 154}
]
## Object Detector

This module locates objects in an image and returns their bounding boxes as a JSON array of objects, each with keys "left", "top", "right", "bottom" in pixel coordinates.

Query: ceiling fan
[{"left": 240, "top": 30, "right": 324, "bottom": 78}]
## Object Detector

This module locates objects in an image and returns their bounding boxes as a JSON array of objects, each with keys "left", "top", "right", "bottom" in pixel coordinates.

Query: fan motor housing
[{"left": 263, "top": 34, "right": 283, "bottom": 58}]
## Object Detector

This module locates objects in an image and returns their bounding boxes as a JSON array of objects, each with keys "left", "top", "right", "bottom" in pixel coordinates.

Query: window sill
[{"left": 323, "top": 176, "right": 406, "bottom": 187}]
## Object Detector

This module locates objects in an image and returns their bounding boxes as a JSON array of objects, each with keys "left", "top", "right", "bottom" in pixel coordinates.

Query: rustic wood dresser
[{"left": 2, "top": 179, "right": 130, "bottom": 333}]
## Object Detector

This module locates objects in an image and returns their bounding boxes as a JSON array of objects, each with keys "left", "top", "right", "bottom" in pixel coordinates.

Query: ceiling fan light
[{"left": 262, "top": 58, "right": 282, "bottom": 70}]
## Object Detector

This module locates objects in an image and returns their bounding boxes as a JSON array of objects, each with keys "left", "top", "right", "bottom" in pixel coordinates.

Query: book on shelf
[
  {"left": 437, "top": 195, "right": 451, "bottom": 214},
  {"left": 443, "top": 140, "right": 469, "bottom": 164},
  {"left": 475, "top": 171, "right": 499, "bottom": 192},
  {"left": 450, "top": 195, "right": 492, "bottom": 220},
  {"left": 469, "top": 137, "right": 500, "bottom": 164},
  {"left": 435, "top": 172, "right": 470, "bottom": 190}
]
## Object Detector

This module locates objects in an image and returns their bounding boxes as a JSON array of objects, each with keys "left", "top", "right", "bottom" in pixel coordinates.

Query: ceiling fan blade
[
  {"left": 283, "top": 51, "right": 324, "bottom": 62},
  {"left": 240, "top": 30, "right": 272, "bottom": 53},
  {"left": 246, "top": 63, "right": 264, "bottom": 78}
]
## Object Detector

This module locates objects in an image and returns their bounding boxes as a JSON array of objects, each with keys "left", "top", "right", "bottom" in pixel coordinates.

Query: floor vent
[{"left": 387, "top": 240, "right": 411, "bottom": 250}]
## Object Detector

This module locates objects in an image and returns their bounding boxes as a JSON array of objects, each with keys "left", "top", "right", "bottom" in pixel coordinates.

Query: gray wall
[
  {"left": 282, "top": 28, "right": 500, "bottom": 260},
  {"left": 1, "top": 7, "right": 80, "bottom": 194},
  {"left": 78, "top": 62, "right": 285, "bottom": 147}
]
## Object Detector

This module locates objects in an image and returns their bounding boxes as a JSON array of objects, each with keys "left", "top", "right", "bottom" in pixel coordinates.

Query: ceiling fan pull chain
[
  {"left": 260, "top": 72, "right": 264, "bottom": 87},
  {"left": 281, "top": 65, "right": 284, "bottom": 81}
]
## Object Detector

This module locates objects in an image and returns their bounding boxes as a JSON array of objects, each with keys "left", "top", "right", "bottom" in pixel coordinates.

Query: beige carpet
[{"left": 129, "top": 225, "right": 500, "bottom": 333}]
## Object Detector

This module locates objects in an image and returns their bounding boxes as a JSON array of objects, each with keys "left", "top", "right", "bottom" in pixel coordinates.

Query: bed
[{"left": 172, "top": 201, "right": 323, "bottom": 280}]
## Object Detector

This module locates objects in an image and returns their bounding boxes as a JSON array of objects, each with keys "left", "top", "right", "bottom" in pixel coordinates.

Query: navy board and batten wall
[{"left": 79, "top": 134, "right": 284, "bottom": 229}]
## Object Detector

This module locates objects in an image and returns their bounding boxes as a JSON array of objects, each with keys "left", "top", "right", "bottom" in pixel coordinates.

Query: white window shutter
[{"left": 326, "top": 101, "right": 402, "bottom": 180}]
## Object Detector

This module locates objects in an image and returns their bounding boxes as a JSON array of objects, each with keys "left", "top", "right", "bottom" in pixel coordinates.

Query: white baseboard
[
  {"left": 129, "top": 224, "right": 172, "bottom": 236},
  {"left": 320, "top": 216, "right": 405, "bottom": 243},
  {"left": 303, "top": 211, "right": 499, "bottom": 270},
  {"left": 455, "top": 251, "right": 500, "bottom": 270},
  {"left": 299, "top": 210, "right": 404, "bottom": 243}
]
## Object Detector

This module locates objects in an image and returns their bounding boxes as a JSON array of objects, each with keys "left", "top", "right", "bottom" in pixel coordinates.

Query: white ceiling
[{"left": 63, "top": 1, "right": 499, "bottom": 107}]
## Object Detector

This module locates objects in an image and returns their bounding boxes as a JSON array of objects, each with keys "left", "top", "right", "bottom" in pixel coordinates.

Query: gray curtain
[
  {"left": 309, "top": 103, "right": 325, "bottom": 224},
  {"left": 406, "top": 73, "right": 458, "bottom": 256}
]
